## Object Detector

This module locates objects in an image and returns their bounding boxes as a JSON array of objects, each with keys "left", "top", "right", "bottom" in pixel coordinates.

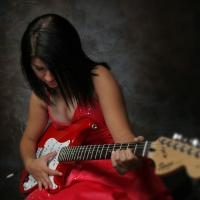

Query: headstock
[{"left": 148, "top": 134, "right": 200, "bottom": 179}]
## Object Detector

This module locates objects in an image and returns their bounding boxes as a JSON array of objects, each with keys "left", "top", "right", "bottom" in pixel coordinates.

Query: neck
[{"left": 58, "top": 142, "right": 150, "bottom": 162}]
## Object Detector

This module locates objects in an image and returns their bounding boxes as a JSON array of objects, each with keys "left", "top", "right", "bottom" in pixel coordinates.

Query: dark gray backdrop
[{"left": 0, "top": 0, "right": 199, "bottom": 199}]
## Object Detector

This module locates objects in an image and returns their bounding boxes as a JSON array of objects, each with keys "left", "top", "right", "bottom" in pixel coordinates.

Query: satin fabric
[{"left": 25, "top": 100, "right": 172, "bottom": 200}]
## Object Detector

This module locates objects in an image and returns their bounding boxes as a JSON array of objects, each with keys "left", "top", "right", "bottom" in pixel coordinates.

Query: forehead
[{"left": 31, "top": 57, "right": 46, "bottom": 67}]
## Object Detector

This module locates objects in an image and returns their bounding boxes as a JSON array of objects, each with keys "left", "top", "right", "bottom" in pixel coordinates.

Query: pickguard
[{"left": 23, "top": 138, "right": 70, "bottom": 191}]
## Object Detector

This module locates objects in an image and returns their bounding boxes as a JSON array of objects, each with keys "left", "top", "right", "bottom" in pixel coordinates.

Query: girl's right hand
[{"left": 25, "top": 151, "right": 63, "bottom": 191}]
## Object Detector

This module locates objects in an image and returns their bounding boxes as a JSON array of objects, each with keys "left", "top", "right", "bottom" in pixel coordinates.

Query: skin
[{"left": 20, "top": 57, "right": 144, "bottom": 191}]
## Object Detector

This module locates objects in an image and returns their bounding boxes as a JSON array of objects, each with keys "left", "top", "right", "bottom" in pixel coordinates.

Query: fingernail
[{"left": 112, "top": 151, "right": 115, "bottom": 155}]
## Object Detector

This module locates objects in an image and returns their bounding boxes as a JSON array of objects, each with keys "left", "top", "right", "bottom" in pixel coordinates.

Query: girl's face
[{"left": 31, "top": 57, "right": 58, "bottom": 88}]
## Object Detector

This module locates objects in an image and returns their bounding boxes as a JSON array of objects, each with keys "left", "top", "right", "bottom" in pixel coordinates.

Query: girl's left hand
[{"left": 111, "top": 136, "right": 144, "bottom": 175}]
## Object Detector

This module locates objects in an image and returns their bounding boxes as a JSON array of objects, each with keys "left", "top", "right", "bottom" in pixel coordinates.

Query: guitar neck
[{"left": 58, "top": 141, "right": 151, "bottom": 162}]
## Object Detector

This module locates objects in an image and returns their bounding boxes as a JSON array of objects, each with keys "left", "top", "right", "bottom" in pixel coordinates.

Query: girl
[{"left": 20, "top": 14, "right": 172, "bottom": 200}]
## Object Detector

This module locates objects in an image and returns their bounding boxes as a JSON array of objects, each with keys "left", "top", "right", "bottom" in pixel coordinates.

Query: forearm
[{"left": 20, "top": 135, "right": 37, "bottom": 167}]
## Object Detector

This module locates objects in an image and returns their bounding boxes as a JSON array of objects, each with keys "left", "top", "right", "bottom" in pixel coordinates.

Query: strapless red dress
[{"left": 25, "top": 100, "right": 172, "bottom": 200}]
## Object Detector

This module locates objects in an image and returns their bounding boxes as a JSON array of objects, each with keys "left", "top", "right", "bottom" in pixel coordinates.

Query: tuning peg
[
  {"left": 172, "top": 133, "right": 183, "bottom": 141},
  {"left": 189, "top": 138, "right": 200, "bottom": 147},
  {"left": 182, "top": 137, "right": 189, "bottom": 143}
]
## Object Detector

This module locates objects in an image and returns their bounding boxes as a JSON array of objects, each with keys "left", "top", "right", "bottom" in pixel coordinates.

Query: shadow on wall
[{"left": 0, "top": 0, "right": 200, "bottom": 199}]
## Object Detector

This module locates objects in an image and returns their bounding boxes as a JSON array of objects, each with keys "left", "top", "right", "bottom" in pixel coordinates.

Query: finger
[
  {"left": 117, "top": 149, "right": 128, "bottom": 165},
  {"left": 111, "top": 150, "right": 128, "bottom": 174},
  {"left": 38, "top": 181, "right": 42, "bottom": 191},
  {"left": 111, "top": 151, "right": 117, "bottom": 167},
  {"left": 40, "top": 177, "right": 48, "bottom": 190},
  {"left": 111, "top": 150, "right": 126, "bottom": 169},
  {"left": 133, "top": 136, "right": 144, "bottom": 142},
  {"left": 116, "top": 149, "right": 140, "bottom": 170},
  {"left": 44, "top": 151, "right": 57, "bottom": 161},
  {"left": 47, "top": 168, "right": 63, "bottom": 176},
  {"left": 125, "top": 149, "right": 142, "bottom": 168},
  {"left": 125, "top": 148, "right": 136, "bottom": 160},
  {"left": 118, "top": 149, "right": 135, "bottom": 168},
  {"left": 41, "top": 173, "right": 53, "bottom": 189}
]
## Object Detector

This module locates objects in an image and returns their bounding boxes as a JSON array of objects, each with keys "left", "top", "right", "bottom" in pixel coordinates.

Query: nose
[{"left": 45, "top": 70, "right": 54, "bottom": 82}]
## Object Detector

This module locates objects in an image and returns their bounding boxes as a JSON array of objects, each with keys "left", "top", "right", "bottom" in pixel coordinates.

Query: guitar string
[
  {"left": 8, "top": 144, "right": 199, "bottom": 179},
  {"left": 37, "top": 144, "right": 153, "bottom": 151},
  {"left": 39, "top": 140, "right": 199, "bottom": 148},
  {"left": 38, "top": 144, "right": 200, "bottom": 156},
  {"left": 38, "top": 143, "right": 199, "bottom": 151}
]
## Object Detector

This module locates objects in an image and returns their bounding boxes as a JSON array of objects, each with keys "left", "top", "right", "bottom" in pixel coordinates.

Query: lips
[
  {"left": 46, "top": 80, "right": 57, "bottom": 87},
  {"left": 47, "top": 80, "right": 56, "bottom": 84}
]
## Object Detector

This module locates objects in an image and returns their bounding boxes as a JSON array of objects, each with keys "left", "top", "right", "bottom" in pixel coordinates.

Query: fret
[
  {"left": 68, "top": 146, "right": 72, "bottom": 161},
  {"left": 67, "top": 147, "right": 71, "bottom": 161},
  {"left": 66, "top": 147, "right": 70, "bottom": 161},
  {"left": 91, "top": 145, "right": 95, "bottom": 159},
  {"left": 112, "top": 143, "right": 116, "bottom": 151},
  {"left": 86, "top": 145, "right": 91, "bottom": 160},
  {"left": 91, "top": 145, "right": 95, "bottom": 160},
  {"left": 63, "top": 147, "right": 68, "bottom": 161},
  {"left": 127, "top": 143, "right": 130, "bottom": 149},
  {"left": 83, "top": 146, "right": 88, "bottom": 160},
  {"left": 71, "top": 147, "right": 76, "bottom": 161},
  {"left": 105, "top": 144, "right": 109, "bottom": 159},
  {"left": 58, "top": 147, "right": 64, "bottom": 162},
  {"left": 100, "top": 144, "right": 105, "bottom": 159},
  {"left": 67, "top": 147, "right": 70, "bottom": 161},
  {"left": 73, "top": 146, "right": 77, "bottom": 160},
  {"left": 98, "top": 145, "right": 103, "bottom": 159},
  {"left": 135, "top": 143, "right": 143, "bottom": 157},
  {"left": 77, "top": 146, "right": 83, "bottom": 160},
  {"left": 95, "top": 144, "right": 100, "bottom": 159},
  {"left": 142, "top": 141, "right": 148, "bottom": 156},
  {"left": 134, "top": 143, "right": 137, "bottom": 154},
  {"left": 73, "top": 146, "right": 77, "bottom": 161}
]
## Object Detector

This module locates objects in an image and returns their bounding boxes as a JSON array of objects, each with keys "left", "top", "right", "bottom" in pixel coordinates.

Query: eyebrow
[{"left": 31, "top": 63, "right": 45, "bottom": 68}]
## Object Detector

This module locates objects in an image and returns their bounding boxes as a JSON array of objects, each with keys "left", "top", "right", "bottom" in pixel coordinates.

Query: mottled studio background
[{"left": 0, "top": 0, "right": 200, "bottom": 199}]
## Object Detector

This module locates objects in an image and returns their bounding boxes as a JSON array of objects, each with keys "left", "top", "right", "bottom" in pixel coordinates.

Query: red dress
[{"left": 25, "top": 100, "right": 172, "bottom": 200}]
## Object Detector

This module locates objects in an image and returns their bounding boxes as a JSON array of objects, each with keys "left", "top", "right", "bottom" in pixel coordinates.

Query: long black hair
[{"left": 21, "top": 13, "right": 110, "bottom": 107}]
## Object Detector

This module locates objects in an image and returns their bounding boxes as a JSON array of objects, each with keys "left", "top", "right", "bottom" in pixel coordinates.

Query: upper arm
[
  {"left": 22, "top": 92, "right": 49, "bottom": 143},
  {"left": 92, "top": 66, "right": 135, "bottom": 143}
]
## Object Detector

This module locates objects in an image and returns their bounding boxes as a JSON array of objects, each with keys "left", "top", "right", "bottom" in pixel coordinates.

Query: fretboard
[{"left": 58, "top": 142, "right": 150, "bottom": 162}]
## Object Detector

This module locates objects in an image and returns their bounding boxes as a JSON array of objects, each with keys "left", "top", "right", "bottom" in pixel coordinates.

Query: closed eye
[
  {"left": 31, "top": 63, "right": 46, "bottom": 71},
  {"left": 35, "top": 67, "right": 45, "bottom": 71}
]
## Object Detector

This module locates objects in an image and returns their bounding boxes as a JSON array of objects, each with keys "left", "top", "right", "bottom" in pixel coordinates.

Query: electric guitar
[{"left": 20, "top": 118, "right": 200, "bottom": 194}]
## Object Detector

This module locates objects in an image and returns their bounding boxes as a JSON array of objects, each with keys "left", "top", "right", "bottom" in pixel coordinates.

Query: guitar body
[{"left": 20, "top": 118, "right": 95, "bottom": 194}]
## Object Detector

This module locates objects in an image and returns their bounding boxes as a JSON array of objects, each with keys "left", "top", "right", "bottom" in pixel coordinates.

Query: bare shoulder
[
  {"left": 92, "top": 65, "right": 117, "bottom": 87},
  {"left": 92, "top": 65, "right": 112, "bottom": 77},
  {"left": 30, "top": 92, "right": 47, "bottom": 110},
  {"left": 23, "top": 92, "right": 49, "bottom": 141},
  {"left": 28, "top": 91, "right": 48, "bottom": 124},
  {"left": 92, "top": 65, "right": 119, "bottom": 101}
]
